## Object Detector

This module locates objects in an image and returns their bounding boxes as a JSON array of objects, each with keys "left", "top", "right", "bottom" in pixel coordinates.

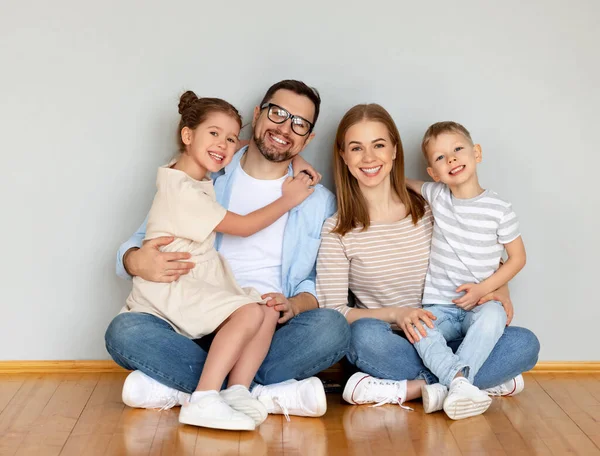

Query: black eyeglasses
[{"left": 260, "top": 103, "right": 314, "bottom": 136}]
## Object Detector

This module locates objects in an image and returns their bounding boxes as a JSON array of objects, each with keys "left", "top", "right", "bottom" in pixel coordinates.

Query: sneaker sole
[
  {"left": 312, "top": 377, "right": 328, "bottom": 417},
  {"left": 342, "top": 372, "right": 370, "bottom": 405},
  {"left": 179, "top": 413, "right": 255, "bottom": 431},
  {"left": 421, "top": 385, "right": 443, "bottom": 414},
  {"left": 225, "top": 401, "right": 268, "bottom": 425},
  {"left": 443, "top": 395, "right": 492, "bottom": 420}
]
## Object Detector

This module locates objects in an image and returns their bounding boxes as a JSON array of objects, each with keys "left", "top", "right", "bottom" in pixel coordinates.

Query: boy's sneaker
[
  {"left": 251, "top": 377, "right": 327, "bottom": 420},
  {"left": 179, "top": 391, "right": 255, "bottom": 431},
  {"left": 221, "top": 385, "right": 268, "bottom": 426},
  {"left": 484, "top": 374, "right": 525, "bottom": 397},
  {"left": 443, "top": 377, "right": 492, "bottom": 420},
  {"left": 122, "top": 370, "right": 190, "bottom": 410},
  {"left": 343, "top": 372, "right": 411, "bottom": 410},
  {"left": 421, "top": 383, "right": 448, "bottom": 413}
]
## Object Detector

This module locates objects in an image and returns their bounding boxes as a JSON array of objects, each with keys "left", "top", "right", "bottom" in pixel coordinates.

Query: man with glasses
[{"left": 105, "top": 80, "right": 349, "bottom": 419}]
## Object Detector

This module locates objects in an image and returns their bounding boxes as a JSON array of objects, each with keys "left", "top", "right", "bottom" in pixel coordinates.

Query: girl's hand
[
  {"left": 478, "top": 284, "right": 514, "bottom": 325},
  {"left": 291, "top": 155, "right": 322, "bottom": 185},
  {"left": 453, "top": 283, "right": 486, "bottom": 310},
  {"left": 281, "top": 173, "right": 314, "bottom": 206},
  {"left": 394, "top": 307, "right": 436, "bottom": 344}
]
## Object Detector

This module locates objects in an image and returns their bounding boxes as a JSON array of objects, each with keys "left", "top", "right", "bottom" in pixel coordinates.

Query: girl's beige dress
[{"left": 123, "top": 165, "right": 263, "bottom": 339}]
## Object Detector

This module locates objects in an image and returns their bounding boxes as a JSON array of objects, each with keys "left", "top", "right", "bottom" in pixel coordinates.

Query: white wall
[{"left": 1, "top": 0, "right": 598, "bottom": 361}]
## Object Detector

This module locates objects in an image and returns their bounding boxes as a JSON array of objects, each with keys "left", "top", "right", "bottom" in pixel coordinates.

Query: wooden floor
[{"left": 0, "top": 373, "right": 599, "bottom": 455}]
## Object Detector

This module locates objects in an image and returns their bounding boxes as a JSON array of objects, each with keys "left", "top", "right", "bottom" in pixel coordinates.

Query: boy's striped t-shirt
[{"left": 421, "top": 182, "right": 520, "bottom": 305}]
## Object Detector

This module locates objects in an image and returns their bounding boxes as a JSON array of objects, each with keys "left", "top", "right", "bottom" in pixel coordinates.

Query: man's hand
[
  {"left": 478, "top": 284, "right": 514, "bottom": 325},
  {"left": 453, "top": 283, "right": 487, "bottom": 310},
  {"left": 262, "top": 292, "right": 296, "bottom": 324},
  {"left": 124, "top": 236, "right": 194, "bottom": 282}
]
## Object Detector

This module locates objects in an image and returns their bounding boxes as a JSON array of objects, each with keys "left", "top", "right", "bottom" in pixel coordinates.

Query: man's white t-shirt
[{"left": 218, "top": 164, "right": 288, "bottom": 295}]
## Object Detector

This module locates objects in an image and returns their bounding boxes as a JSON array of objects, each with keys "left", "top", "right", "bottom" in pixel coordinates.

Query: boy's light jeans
[{"left": 414, "top": 301, "right": 507, "bottom": 386}]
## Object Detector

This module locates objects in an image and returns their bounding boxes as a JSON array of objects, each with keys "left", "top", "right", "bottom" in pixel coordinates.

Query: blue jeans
[
  {"left": 347, "top": 316, "right": 539, "bottom": 389},
  {"left": 105, "top": 308, "right": 351, "bottom": 394},
  {"left": 414, "top": 302, "right": 507, "bottom": 386}
]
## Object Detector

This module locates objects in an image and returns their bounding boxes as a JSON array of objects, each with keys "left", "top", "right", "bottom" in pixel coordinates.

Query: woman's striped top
[{"left": 316, "top": 208, "right": 434, "bottom": 316}]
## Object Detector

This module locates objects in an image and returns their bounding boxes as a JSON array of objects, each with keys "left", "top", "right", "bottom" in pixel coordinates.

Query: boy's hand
[
  {"left": 291, "top": 155, "right": 322, "bottom": 185},
  {"left": 281, "top": 174, "right": 314, "bottom": 206},
  {"left": 453, "top": 283, "right": 486, "bottom": 310},
  {"left": 478, "top": 284, "right": 513, "bottom": 326}
]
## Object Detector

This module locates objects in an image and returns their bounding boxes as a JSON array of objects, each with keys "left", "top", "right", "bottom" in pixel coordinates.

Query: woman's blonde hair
[{"left": 332, "top": 104, "right": 426, "bottom": 236}]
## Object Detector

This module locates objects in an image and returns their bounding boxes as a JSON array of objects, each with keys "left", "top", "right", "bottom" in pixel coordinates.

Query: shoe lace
[
  {"left": 366, "top": 379, "right": 413, "bottom": 411},
  {"left": 272, "top": 396, "right": 291, "bottom": 422},
  {"left": 151, "top": 384, "right": 180, "bottom": 411}
]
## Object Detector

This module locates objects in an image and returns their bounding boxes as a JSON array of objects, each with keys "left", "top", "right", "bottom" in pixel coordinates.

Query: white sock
[{"left": 190, "top": 390, "right": 218, "bottom": 403}]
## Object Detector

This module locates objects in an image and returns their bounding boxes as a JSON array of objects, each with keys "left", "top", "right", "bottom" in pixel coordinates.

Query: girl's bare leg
[
  {"left": 195, "top": 303, "right": 265, "bottom": 392},
  {"left": 227, "top": 305, "right": 279, "bottom": 388}
]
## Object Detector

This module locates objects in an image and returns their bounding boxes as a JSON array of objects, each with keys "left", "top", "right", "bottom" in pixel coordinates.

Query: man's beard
[{"left": 254, "top": 132, "right": 294, "bottom": 163}]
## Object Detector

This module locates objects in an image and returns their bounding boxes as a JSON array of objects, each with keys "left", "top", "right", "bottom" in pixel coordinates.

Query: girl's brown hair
[
  {"left": 177, "top": 91, "right": 242, "bottom": 152},
  {"left": 332, "top": 103, "right": 426, "bottom": 236}
]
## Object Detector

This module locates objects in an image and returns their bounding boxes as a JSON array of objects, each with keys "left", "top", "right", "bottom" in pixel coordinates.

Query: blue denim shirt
[{"left": 116, "top": 147, "right": 337, "bottom": 299}]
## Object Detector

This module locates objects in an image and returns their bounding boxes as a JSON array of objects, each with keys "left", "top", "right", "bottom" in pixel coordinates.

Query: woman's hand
[
  {"left": 478, "top": 284, "right": 514, "bottom": 325},
  {"left": 394, "top": 307, "right": 436, "bottom": 344}
]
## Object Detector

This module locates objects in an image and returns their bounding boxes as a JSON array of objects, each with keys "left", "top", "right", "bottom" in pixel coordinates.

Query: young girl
[{"left": 124, "top": 91, "right": 314, "bottom": 431}]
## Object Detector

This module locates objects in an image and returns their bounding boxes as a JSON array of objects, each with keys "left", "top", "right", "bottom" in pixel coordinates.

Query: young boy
[{"left": 406, "top": 121, "right": 526, "bottom": 420}]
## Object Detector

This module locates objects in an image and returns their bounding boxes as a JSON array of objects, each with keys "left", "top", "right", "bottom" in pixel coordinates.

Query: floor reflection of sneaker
[
  {"left": 421, "top": 383, "right": 448, "bottom": 414},
  {"left": 342, "top": 372, "right": 410, "bottom": 409},
  {"left": 221, "top": 385, "right": 268, "bottom": 426},
  {"left": 484, "top": 374, "right": 525, "bottom": 397},
  {"left": 282, "top": 413, "right": 327, "bottom": 456},
  {"left": 251, "top": 378, "right": 327, "bottom": 419},
  {"left": 443, "top": 377, "right": 492, "bottom": 420},
  {"left": 342, "top": 401, "right": 398, "bottom": 442},
  {"left": 179, "top": 391, "right": 255, "bottom": 431},
  {"left": 122, "top": 370, "right": 190, "bottom": 410}
]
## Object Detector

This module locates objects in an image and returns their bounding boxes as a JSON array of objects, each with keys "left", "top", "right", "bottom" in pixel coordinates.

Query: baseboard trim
[
  {"left": 0, "top": 360, "right": 598, "bottom": 374},
  {"left": 531, "top": 362, "right": 600, "bottom": 373},
  {"left": 0, "top": 360, "right": 129, "bottom": 374}
]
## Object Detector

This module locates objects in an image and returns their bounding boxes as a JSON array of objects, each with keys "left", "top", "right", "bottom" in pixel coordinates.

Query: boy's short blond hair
[{"left": 421, "top": 121, "right": 473, "bottom": 161}]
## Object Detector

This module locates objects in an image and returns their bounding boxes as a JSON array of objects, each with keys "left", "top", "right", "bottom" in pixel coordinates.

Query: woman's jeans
[
  {"left": 413, "top": 302, "right": 507, "bottom": 386},
  {"left": 105, "top": 308, "right": 351, "bottom": 394},
  {"left": 347, "top": 315, "right": 539, "bottom": 389}
]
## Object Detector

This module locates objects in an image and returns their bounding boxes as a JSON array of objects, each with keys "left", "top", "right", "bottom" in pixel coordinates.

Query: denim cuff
[{"left": 417, "top": 369, "right": 438, "bottom": 385}]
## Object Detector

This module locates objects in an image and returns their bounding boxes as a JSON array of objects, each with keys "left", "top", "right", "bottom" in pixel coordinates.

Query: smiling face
[
  {"left": 341, "top": 120, "right": 397, "bottom": 190},
  {"left": 181, "top": 111, "right": 241, "bottom": 175},
  {"left": 425, "top": 132, "right": 482, "bottom": 186},
  {"left": 252, "top": 89, "right": 315, "bottom": 163}
]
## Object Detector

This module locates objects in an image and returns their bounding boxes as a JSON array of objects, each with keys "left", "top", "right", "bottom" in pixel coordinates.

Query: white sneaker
[
  {"left": 221, "top": 385, "right": 268, "bottom": 426},
  {"left": 343, "top": 372, "right": 411, "bottom": 410},
  {"left": 179, "top": 391, "right": 255, "bottom": 431},
  {"left": 251, "top": 378, "right": 327, "bottom": 420},
  {"left": 485, "top": 374, "right": 525, "bottom": 397},
  {"left": 421, "top": 383, "right": 448, "bottom": 414},
  {"left": 443, "top": 377, "right": 492, "bottom": 420},
  {"left": 122, "top": 370, "right": 190, "bottom": 410}
]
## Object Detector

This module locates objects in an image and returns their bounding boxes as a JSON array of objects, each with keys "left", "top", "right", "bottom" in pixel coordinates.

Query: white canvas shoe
[
  {"left": 122, "top": 370, "right": 190, "bottom": 410},
  {"left": 421, "top": 383, "right": 448, "bottom": 414},
  {"left": 221, "top": 385, "right": 268, "bottom": 426},
  {"left": 443, "top": 377, "right": 492, "bottom": 420},
  {"left": 484, "top": 374, "right": 525, "bottom": 397},
  {"left": 343, "top": 372, "right": 411, "bottom": 410},
  {"left": 252, "top": 378, "right": 327, "bottom": 420},
  {"left": 179, "top": 391, "right": 255, "bottom": 431}
]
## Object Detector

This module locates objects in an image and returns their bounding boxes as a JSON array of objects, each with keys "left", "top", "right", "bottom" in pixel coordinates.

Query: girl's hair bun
[{"left": 178, "top": 90, "right": 199, "bottom": 115}]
